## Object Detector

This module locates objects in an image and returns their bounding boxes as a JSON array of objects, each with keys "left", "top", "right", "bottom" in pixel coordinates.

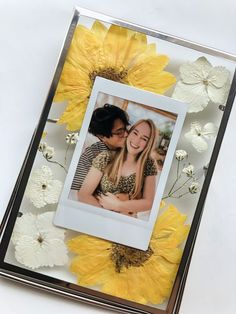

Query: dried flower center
[
  {"left": 202, "top": 79, "right": 209, "bottom": 86},
  {"left": 110, "top": 244, "right": 153, "bottom": 273},
  {"left": 37, "top": 235, "right": 44, "bottom": 244},
  {"left": 89, "top": 67, "right": 128, "bottom": 84}
]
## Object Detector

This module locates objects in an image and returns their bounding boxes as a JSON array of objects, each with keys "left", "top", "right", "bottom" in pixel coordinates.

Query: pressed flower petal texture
[
  {"left": 12, "top": 212, "right": 68, "bottom": 269},
  {"left": 185, "top": 121, "right": 218, "bottom": 153},
  {"left": 54, "top": 21, "right": 176, "bottom": 131},
  {"left": 25, "top": 165, "right": 62, "bottom": 208},
  {"left": 172, "top": 56, "right": 230, "bottom": 112},
  {"left": 67, "top": 205, "right": 189, "bottom": 305}
]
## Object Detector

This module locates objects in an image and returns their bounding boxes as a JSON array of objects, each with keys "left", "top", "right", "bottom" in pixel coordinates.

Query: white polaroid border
[{"left": 54, "top": 77, "right": 187, "bottom": 250}]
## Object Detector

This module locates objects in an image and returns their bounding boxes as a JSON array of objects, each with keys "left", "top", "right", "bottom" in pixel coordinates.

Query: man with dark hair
[{"left": 71, "top": 104, "right": 129, "bottom": 191}]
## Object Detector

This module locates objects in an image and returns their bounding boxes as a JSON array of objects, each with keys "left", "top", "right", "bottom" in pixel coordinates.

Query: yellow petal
[
  {"left": 57, "top": 100, "right": 87, "bottom": 131},
  {"left": 103, "top": 25, "right": 129, "bottom": 69},
  {"left": 91, "top": 20, "right": 108, "bottom": 41},
  {"left": 41, "top": 131, "right": 47, "bottom": 139},
  {"left": 133, "top": 43, "right": 157, "bottom": 64},
  {"left": 122, "top": 32, "right": 148, "bottom": 69},
  {"left": 67, "top": 205, "right": 189, "bottom": 305},
  {"left": 154, "top": 247, "right": 183, "bottom": 264},
  {"left": 127, "top": 55, "right": 176, "bottom": 93},
  {"left": 73, "top": 256, "right": 114, "bottom": 286},
  {"left": 152, "top": 204, "right": 187, "bottom": 238},
  {"left": 54, "top": 68, "right": 91, "bottom": 104},
  {"left": 153, "top": 225, "right": 190, "bottom": 251},
  {"left": 68, "top": 235, "right": 110, "bottom": 255},
  {"left": 70, "top": 25, "right": 102, "bottom": 73}
]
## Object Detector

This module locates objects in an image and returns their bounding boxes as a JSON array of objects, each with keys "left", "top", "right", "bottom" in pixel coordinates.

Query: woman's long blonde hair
[{"left": 105, "top": 119, "right": 157, "bottom": 199}]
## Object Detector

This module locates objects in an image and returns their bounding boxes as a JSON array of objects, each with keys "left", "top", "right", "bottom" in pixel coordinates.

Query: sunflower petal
[
  {"left": 155, "top": 225, "right": 190, "bottom": 251},
  {"left": 67, "top": 205, "right": 189, "bottom": 305},
  {"left": 122, "top": 32, "right": 148, "bottom": 69},
  {"left": 57, "top": 100, "right": 87, "bottom": 131},
  {"left": 91, "top": 20, "right": 108, "bottom": 41},
  {"left": 127, "top": 55, "right": 176, "bottom": 94},
  {"left": 152, "top": 204, "right": 187, "bottom": 238},
  {"left": 67, "top": 235, "right": 110, "bottom": 255},
  {"left": 103, "top": 25, "right": 129, "bottom": 69}
]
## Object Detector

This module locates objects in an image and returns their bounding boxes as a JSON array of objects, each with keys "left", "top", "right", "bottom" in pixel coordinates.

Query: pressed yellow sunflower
[
  {"left": 54, "top": 21, "right": 176, "bottom": 131},
  {"left": 67, "top": 205, "right": 190, "bottom": 305}
]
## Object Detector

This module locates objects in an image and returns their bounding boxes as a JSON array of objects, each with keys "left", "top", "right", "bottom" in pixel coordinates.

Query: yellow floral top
[{"left": 92, "top": 151, "right": 157, "bottom": 196}]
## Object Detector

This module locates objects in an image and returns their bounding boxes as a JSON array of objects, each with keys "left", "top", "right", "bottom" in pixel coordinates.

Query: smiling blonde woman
[{"left": 78, "top": 119, "right": 158, "bottom": 217}]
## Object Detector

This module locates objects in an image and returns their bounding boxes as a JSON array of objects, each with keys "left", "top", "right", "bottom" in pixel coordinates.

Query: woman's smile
[
  {"left": 127, "top": 122, "right": 151, "bottom": 155},
  {"left": 130, "top": 142, "right": 140, "bottom": 149}
]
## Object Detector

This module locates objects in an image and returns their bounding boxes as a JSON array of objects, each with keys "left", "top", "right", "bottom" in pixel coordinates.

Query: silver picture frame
[{"left": 0, "top": 6, "right": 236, "bottom": 314}]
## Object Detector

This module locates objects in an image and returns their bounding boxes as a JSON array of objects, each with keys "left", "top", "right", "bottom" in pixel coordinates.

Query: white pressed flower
[
  {"left": 38, "top": 142, "right": 55, "bottom": 159},
  {"left": 185, "top": 121, "right": 218, "bottom": 153},
  {"left": 38, "top": 142, "right": 47, "bottom": 152},
  {"left": 172, "top": 57, "right": 230, "bottom": 112},
  {"left": 182, "top": 164, "right": 194, "bottom": 176},
  {"left": 12, "top": 212, "right": 68, "bottom": 269},
  {"left": 175, "top": 149, "right": 188, "bottom": 161},
  {"left": 66, "top": 133, "right": 79, "bottom": 145},
  {"left": 25, "top": 165, "right": 62, "bottom": 208},
  {"left": 43, "top": 146, "right": 55, "bottom": 160},
  {"left": 189, "top": 182, "right": 200, "bottom": 194}
]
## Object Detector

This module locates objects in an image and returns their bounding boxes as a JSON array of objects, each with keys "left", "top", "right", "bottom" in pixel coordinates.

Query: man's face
[{"left": 100, "top": 119, "right": 128, "bottom": 149}]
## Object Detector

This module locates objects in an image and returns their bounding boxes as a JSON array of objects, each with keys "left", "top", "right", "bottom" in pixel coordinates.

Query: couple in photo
[{"left": 71, "top": 104, "right": 159, "bottom": 217}]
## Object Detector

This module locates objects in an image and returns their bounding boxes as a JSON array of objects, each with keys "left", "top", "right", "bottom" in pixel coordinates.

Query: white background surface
[{"left": 0, "top": 1, "right": 236, "bottom": 314}]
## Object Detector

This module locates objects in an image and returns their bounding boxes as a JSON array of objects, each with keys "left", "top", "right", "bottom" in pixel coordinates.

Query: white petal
[
  {"left": 13, "top": 211, "right": 68, "bottom": 269},
  {"left": 191, "top": 135, "right": 208, "bottom": 153},
  {"left": 41, "top": 166, "right": 53, "bottom": 180},
  {"left": 15, "top": 236, "right": 44, "bottom": 269},
  {"left": 208, "top": 66, "right": 230, "bottom": 88},
  {"left": 172, "top": 81, "right": 209, "bottom": 112},
  {"left": 202, "top": 123, "right": 218, "bottom": 139},
  {"left": 207, "top": 80, "right": 230, "bottom": 104},
  {"left": 25, "top": 166, "right": 62, "bottom": 208},
  {"left": 194, "top": 57, "right": 212, "bottom": 78},
  {"left": 185, "top": 122, "right": 202, "bottom": 142},
  {"left": 179, "top": 62, "right": 203, "bottom": 84},
  {"left": 37, "top": 212, "right": 65, "bottom": 239},
  {"left": 29, "top": 166, "right": 52, "bottom": 183},
  {"left": 185, "top": 130, "right": 194, "bottom": 142},
  {"left": 15, "top": 237, "right": 68, "bottom": 269},
  {"left": 44, "top": 180, "right": 62, "bottom": 205},
  {"left": 42, "top": 239, "right": 68, "bottom": 266},
  {"left": 12, "top": 214, "right": 37, "bottom": 245},
  {"left": 26, "top": 186, "right": 46, "bottom": 208},
  {"left": 190, "top": 121, "right": 202, "bottom": 134}
]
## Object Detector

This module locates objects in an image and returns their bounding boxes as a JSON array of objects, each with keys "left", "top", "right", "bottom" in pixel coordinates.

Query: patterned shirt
[
  {"left": 71, "top": 141, "right": 108, "bottom": 191},
  {"left": 92, "top": 151, "right": 158, "bottom": 196}
]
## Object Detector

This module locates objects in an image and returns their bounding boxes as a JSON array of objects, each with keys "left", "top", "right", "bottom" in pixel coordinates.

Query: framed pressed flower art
[{"left": 0, "top": 7, "right": 236, "bottom": 314}]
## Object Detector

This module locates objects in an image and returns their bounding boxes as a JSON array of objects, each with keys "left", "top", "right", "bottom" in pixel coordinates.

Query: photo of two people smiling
[{"left": 70, "top": 103, "right": 166, "bottom": 219}]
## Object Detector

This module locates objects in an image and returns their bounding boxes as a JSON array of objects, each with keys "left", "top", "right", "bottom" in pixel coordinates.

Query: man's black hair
[{"left": 88, "top": 104, "right": 129, "bottom": 138}]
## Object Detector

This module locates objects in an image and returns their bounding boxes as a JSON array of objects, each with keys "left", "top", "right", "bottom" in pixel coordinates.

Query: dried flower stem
[
  {"left": 45, "top": 158, "right": 68, "bottom": 173},
  {"left": 170, "top": 177, "right": 193, "bottom": 195},
  {"left": 64, "top": 143, "right": 70, "bottom": 165},
  {"left": 170, "top": 191, "right": 190, "bottom": 199},
  {"left": 168, "top": 160, "right": 181, "bottom": 195}
]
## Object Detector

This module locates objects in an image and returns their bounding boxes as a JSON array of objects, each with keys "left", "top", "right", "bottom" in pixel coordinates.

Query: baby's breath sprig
[
  {"left": 162, "top": 149, "right": 202, "bottom": 200},
  {"left": 64, "top": 133, "right": 79, "bottom": 164},
  {"left": 38, "top": 142, "right": 68, "bottom": 173}
]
